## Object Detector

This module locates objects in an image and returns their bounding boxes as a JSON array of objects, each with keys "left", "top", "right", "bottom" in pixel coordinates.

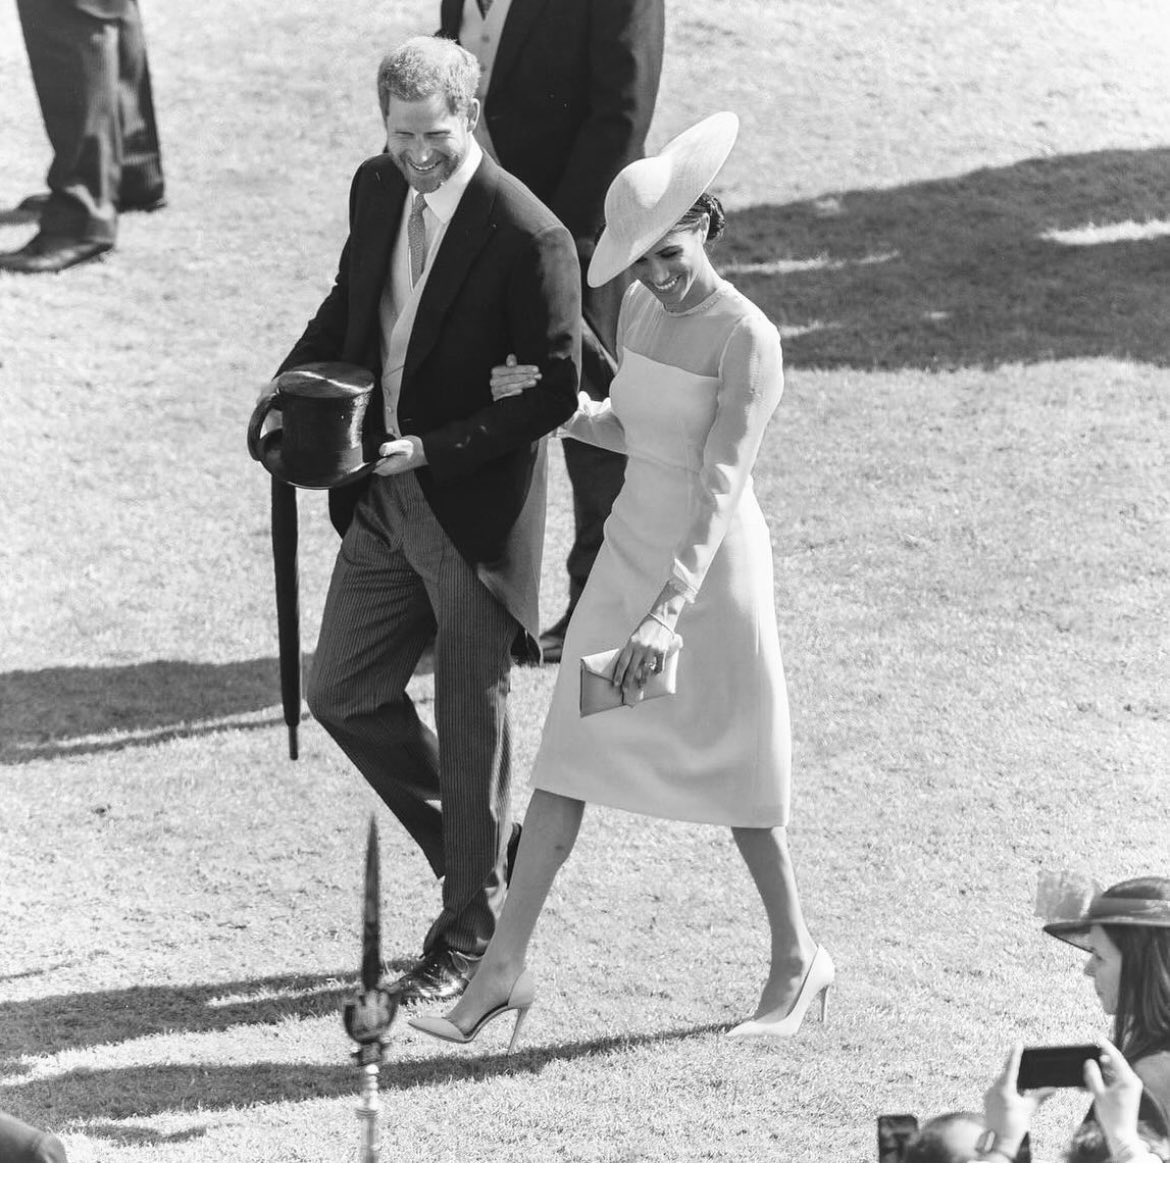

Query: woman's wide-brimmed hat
[
  {"left": 247, "top": 362, "right": 381, "bottom": 490},
  {"left": 1039, "top": 874, "right": 1170, "bottom": 951},
  {"left": 587, "top": 111, "right": 739, "bottom": 289}
]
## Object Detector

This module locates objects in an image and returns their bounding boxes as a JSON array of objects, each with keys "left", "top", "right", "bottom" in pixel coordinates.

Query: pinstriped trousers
[{"left": 306, "top": 472, "right": 519, "bottom": 957}]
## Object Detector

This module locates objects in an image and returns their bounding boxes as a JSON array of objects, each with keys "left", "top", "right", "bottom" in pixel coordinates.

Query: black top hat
[{"left": 247, "top": 362, "right": 383, "bottom": 490}]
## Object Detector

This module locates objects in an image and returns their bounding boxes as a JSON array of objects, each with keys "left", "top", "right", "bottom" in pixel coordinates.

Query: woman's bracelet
[{"left": 646, "top": 610, "right": 676, "bottom": 634}]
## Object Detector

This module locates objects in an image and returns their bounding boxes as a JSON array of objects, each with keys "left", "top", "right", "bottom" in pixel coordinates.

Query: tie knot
[{"left": 412, "top": 193, "right": 427, "bottom": 217}]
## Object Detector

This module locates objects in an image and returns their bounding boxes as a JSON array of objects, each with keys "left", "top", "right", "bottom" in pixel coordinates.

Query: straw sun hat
[
  {"left": 587, "top": 111, "right": 739, "bottom": 289},
  {"left": 1040, "top": 875, "right": 1170, "bottom": 951}
]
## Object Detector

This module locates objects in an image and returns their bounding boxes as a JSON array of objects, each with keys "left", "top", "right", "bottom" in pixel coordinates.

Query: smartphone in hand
[{"left": 1017, "top": 1044, "right": 1102, "bottom": 1090}]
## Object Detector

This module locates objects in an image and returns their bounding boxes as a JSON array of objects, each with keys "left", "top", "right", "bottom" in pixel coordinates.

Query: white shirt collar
[{"left": 412, "top": 138, "right": 483, "bottom": 225}]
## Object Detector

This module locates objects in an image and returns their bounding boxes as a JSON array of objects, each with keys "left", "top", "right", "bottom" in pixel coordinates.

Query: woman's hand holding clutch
[{"left": 612, "top": 616, "right": 682, "bottom": 703}]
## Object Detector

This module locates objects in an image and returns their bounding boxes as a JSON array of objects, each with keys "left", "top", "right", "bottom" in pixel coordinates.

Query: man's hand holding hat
[{"left": 375, "top": 435, "right": 427, "bottom": 476}]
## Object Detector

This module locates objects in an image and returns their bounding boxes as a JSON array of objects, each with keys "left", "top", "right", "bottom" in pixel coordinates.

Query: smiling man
[{"left": 275, "top": 36, "right": 580, "bottom": 1005}]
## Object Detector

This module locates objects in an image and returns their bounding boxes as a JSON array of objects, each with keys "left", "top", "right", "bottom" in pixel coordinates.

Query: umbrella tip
[{"left": 288, "top": 726, "right": 299, "bottom": 760}]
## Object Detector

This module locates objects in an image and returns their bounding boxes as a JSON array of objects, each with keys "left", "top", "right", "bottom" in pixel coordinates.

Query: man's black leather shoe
[
  {"left": 18, "top": 190, "right": 166, "bottom": 215},
  {"left": 0, "top": 233, "right": 112, "bottom": 274},
  {"left": 386, "top": 947, "right": 480, "bottom": 1006},
  {"left": 118, "top": 189, "right": 167, "bottom": 213}
]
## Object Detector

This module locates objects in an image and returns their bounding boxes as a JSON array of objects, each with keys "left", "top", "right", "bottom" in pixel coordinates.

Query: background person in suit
[
  {"left": 439, "top": 0, "right": 665, "bottom": 660},
  {"left": 1, "top": 0, "right": 165, "bottom": 274},
  {"left": 276, "top": 36, "right": 580, "bottom": 1005}
]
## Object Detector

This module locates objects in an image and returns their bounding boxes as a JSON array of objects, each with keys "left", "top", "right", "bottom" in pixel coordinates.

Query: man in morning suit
[
  {"left": 438, "top": 0, "right": 665, "bottom": 660},
  {"left": 1, "top": 0, "right": 165, "bottom": 274},
  {"left": 281, "top": 36, "right": 580, "bottom": 1004}
]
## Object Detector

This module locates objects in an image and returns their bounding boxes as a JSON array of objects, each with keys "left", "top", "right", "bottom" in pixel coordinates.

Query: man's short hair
[{"left": 377, "top": 36, "right": 480, "bottom": 119}]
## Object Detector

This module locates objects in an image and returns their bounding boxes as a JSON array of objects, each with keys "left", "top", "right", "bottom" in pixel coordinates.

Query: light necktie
[
  {"left": 408, "top": 192, "right": 428, "bottom": 287},
  {"left": 477, "top": 0, "right": 493, "bottom": 15}
]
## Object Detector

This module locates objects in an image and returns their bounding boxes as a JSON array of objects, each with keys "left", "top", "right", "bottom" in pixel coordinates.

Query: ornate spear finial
[{"left": 342, "top": 816, "right": 398, "bottom": 1162}]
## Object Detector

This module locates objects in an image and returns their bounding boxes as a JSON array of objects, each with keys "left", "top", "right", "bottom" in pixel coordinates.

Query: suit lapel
[
  {"left": 403, "top": 155, "right": 498, "bottom": 381},
  {"left": 487, "top": 0, "right": 552, "bottom": 103},
  {"left": 352, "top": 158, "right": 407, "bottom": 370}
]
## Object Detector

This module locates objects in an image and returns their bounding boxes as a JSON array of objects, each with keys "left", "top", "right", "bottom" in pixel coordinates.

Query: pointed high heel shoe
[
  {"left": 726, "top": 945, "right": 835, "bottom": 1039},
  {"left": 408, "top": 969, "right": 536, "bottom": 1053}
]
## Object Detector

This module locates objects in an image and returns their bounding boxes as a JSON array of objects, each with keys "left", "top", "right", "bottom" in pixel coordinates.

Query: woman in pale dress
[{"left": 410, "top": 113, "right": 832, "bottom": 1049}]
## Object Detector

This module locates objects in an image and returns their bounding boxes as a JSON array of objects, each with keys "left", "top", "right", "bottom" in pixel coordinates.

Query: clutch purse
[{"left": 579, "top": 645, "right": 680, "bottom": 717}]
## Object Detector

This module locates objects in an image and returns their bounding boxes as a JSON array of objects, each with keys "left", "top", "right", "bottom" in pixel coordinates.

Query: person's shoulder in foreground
[{"left": 0, "top": 1109, "right": 67, "bottom": 1163}]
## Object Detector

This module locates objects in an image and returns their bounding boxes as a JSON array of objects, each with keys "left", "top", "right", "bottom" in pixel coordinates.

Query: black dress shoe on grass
[
  {"left": 0, "top": 232, "right": 112, "bottom": 274},
  {"left": 118, "top": 189, "right": 167, "bottom": 213},
  {"left": 18, "top": 189, "right": 166, "bottom": 215},
  {"left": 386, "top": 947, "right": 480, "bottom": 1006}
]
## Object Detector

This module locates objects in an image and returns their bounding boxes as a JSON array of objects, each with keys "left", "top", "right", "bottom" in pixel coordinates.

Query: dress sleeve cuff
[{"left": 666, "top": 568, "right": 698, "bottom": 603}]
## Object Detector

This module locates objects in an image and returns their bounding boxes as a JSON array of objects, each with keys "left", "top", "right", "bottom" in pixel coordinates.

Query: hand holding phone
[
  {"left": 1083, "top": 1038, "right": 1146, "bottom": 1161},
  {"left": 983, "top": 1043, "right": 1056, "bottom": 1160}
]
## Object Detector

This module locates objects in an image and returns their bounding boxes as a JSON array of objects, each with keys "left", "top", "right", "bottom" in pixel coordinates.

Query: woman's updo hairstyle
[{"left": 676, "top": 191, "right": 726, "bottom": 242}]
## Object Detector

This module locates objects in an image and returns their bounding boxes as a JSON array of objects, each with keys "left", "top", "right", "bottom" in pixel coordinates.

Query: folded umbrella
[{"left": 270, "top": 476, "right": 301, "bottom": 760}]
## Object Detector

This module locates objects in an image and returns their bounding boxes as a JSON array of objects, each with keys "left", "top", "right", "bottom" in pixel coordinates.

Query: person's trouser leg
[
  {"left": 307, "top": 488, "right": 444, "bottom": 872},
  {"left": 17, "top": 0, "right": 119, "bottom": 243},
  {"left": 307, "top": 476, "right": 518, "bottom": 957},
  {"left": 562, "top": 435, "right": 626, "bottom": 611},
  {"left": 420, "top": 499, "right": 519, "bottom": 957},
  {"left": 116, "top": 0, "right": 164, "bottom": 201}
]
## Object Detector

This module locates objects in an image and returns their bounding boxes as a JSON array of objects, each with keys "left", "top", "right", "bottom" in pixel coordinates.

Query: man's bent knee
[{"left": 305, "top": 665, "right": 350, "bottom": 730}]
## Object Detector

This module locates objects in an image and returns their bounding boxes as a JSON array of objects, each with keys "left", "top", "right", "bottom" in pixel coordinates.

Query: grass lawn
[{"left": 1, "top": 0, "right": 1167, "bottom": 1164}]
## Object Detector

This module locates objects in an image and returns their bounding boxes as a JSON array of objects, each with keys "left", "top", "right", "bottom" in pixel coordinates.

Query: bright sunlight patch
[{"left": 1041, "top": 219, "right": 1170, "bottom": 246}]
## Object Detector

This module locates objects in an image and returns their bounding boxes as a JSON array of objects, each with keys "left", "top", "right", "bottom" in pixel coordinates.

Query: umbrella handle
[{"left": 247, "top": 388, "right": 283, "bottom": 461}]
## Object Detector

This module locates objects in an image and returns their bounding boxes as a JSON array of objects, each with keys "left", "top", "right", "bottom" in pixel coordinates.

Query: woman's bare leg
[
  {"left": 732, "top": 825, "right": 818, "bottom": 1018},
  {"left": 444, "top": 788, "right": 585, "bottom": 1030}
]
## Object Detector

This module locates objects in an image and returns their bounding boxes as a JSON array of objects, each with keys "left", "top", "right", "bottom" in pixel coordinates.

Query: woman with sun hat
[
  {"left": 976, "top": 875, "right": 1170, "bottom": 1163},
  {"left": 410, "top": 112, "right": 831, "bottom": 1049},
  {"left": 1044, "top": 876, "right": 1170, "bottom": 1118}
]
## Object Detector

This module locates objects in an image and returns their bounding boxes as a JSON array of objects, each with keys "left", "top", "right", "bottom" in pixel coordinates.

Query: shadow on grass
[
  {"left": 722, "top": 147, "right": 1170, "bottom": 370},
  {"left": 79, "top": 1123, "right": 208, "bottom": 1147},
  {"left": 0, "top": 972, "right": 357, "bottom": 1065},
  {"left": 2, "top": 1020, "right": 728, "bottom": 1126},
  {"left": 0, "top": 658, "right": 299, "bottom": 763}
]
